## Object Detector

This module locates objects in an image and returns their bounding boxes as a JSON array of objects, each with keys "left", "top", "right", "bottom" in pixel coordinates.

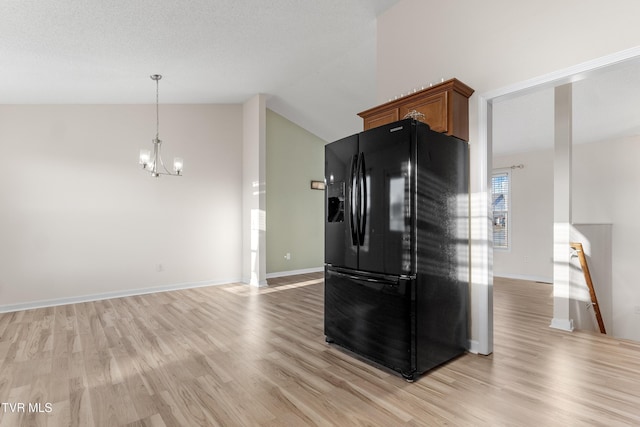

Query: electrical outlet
[
  {"left": 284, "top": 253, "right": 291, "bottom": 261},
  {"left": 156, "top": 263, "right": 164, "bottom": 272}
]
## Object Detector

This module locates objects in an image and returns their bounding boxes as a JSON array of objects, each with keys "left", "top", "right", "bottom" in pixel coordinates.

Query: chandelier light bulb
[
  {"left": 173, "top": 157, "right": 184, "bottom": 174},
  {"left": 139, "top": 149, "right": 151, "bottom": 166}
]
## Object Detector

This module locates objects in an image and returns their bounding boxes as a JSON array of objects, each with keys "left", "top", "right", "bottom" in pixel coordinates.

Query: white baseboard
[
  {"left": 467, "top": 339, "right": 479, "bottom": 354},
  {"left": 1, "top": 267, "right": 325, "bottom": 313},
  {"left": 266, "top": 266, "right": 324, "bottom": 279},
  {"left": 550, "top": 318, "right": 574, "bottom": 332},
  {"left": 0, "top": 277, "right": 241, "bottom": 314},
  {"left": 467, "top": 339, "right": 493, "bottom": 355},
  {"left": 494, "top": 273, "right": 552, "bottom": 284}
]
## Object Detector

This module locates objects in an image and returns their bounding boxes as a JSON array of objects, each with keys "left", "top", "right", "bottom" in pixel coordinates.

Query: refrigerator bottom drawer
[{"left": 324, "top": 267, "right": 413, "bottom": 376}]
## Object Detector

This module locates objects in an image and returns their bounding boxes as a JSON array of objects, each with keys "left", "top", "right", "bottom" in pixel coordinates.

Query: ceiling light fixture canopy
[{"left": 139, "top": 74, "right": 183, "bottom": 177}]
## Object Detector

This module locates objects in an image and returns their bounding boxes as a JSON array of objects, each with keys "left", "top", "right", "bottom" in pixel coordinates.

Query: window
[{"left": 492, "top": 171, "right": 510, "bottom": 249}]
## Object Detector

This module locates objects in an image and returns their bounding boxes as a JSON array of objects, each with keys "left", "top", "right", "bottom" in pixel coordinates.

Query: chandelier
[{"left": 139, "top": 74, "right": 183, "bottom": 177}]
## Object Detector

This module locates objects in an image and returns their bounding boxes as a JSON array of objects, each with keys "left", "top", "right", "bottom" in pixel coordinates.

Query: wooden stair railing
[{"left": 570, "top": 242, "right": 606, "bottom": 334}]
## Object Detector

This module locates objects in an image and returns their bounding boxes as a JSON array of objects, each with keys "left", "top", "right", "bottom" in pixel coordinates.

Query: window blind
[{"left": 492, "top": 172, "right": 509, "bottom": 249}]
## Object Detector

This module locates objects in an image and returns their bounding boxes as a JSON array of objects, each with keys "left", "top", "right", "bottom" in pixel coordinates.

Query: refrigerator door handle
[
  {"left": 328, "top": 268, "right": 400, "bottom": 286},
  {"left": 349, "top": 154, "right": 359, "bottom": 245},
  {"left": 358, "top": 152, "right": 367, "bottom": 245}
]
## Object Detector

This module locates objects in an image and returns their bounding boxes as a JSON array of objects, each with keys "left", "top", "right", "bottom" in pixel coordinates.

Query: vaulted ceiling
[
  {"left": 1, "top": 0, "right": 400, "bottom": 142},
  {"left": 4, "top": 1, "right": 639, "bottom": 150}
]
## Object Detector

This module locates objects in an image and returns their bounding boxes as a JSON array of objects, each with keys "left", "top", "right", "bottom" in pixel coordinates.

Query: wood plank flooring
[{"left": 1, "top": 274, "right": 640, "bottom": 426}]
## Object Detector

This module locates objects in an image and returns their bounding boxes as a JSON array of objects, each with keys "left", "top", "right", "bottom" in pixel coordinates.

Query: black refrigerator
[{"left": 324, "top": 119, "right": 469, "bottom": 381}]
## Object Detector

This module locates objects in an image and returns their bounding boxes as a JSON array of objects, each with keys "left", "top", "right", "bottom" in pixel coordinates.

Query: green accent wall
[{"left": 266, "top": 109, "right": 326, "bottom": 274}]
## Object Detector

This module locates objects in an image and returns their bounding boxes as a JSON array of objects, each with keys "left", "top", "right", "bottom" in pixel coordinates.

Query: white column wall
[
  {"left": 551, "top": 84, "right": 574, "bottom": 331},
  {"left": 242, "top": 94, "right": 267, "bottom": 287}
]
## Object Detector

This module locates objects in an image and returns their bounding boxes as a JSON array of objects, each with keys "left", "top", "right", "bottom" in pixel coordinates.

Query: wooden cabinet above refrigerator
[{"left": 358, "top": 78, "right": 474, "bottom": 141}]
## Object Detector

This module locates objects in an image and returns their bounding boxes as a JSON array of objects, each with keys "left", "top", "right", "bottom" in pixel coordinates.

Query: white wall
[
  {"left": 0, "top": 104, "right": 243, "bottom": 310},
  {"left": 492, "top": 136, "right": 640, "bottom": 341},
  {"left": 378, "top": 0, "right": 640, "bottom": 351},
  {"left": 377, "top": 0, "right": 640, "bottom": 103},
  {"left": 573, "top": 136, "right": 640, "bottom": 341},
  {"left": 493, "top": 150, "right": 554, "bottom": 282}
]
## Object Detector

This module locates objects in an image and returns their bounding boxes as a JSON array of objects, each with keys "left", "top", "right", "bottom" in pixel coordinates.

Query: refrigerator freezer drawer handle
[
  {"left": 361, "top": 276, "right": 398, "bottom": 286},
  {"left": 329, "top": 270, "right": 399, "bottom": 286}
]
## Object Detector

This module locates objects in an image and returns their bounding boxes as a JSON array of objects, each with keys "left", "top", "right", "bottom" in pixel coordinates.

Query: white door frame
[{"left": 474, "top": 46, "right": 640, "bottom": 355}]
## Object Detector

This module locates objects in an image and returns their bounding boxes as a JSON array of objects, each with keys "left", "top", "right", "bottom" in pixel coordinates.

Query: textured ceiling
[
  {"left": 493, "top": 61, "right": 640, "bottom": 156},
  {"left": 1, "top": 0, "right": 400, "bottom": 142},
  {"left": 6, "top": 1, "right": 637, "bottom": 149}
]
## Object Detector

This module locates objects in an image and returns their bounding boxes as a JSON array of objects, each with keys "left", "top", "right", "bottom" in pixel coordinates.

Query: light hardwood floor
[{"left": 1, "top": 274, "right": 640, "bottom": 426}]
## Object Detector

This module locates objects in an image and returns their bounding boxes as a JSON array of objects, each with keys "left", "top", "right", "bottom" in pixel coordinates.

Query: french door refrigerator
[{"left": 324, "top": 119, "right": 469, "bottom": 381}]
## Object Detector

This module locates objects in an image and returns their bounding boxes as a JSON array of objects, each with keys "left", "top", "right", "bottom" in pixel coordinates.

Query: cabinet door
[
  {"left": 363, "top": 108, "right": 399, "bottom": 130},
  {"left": 399, "top": 92, "right": 448, "bottom": 133}
]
